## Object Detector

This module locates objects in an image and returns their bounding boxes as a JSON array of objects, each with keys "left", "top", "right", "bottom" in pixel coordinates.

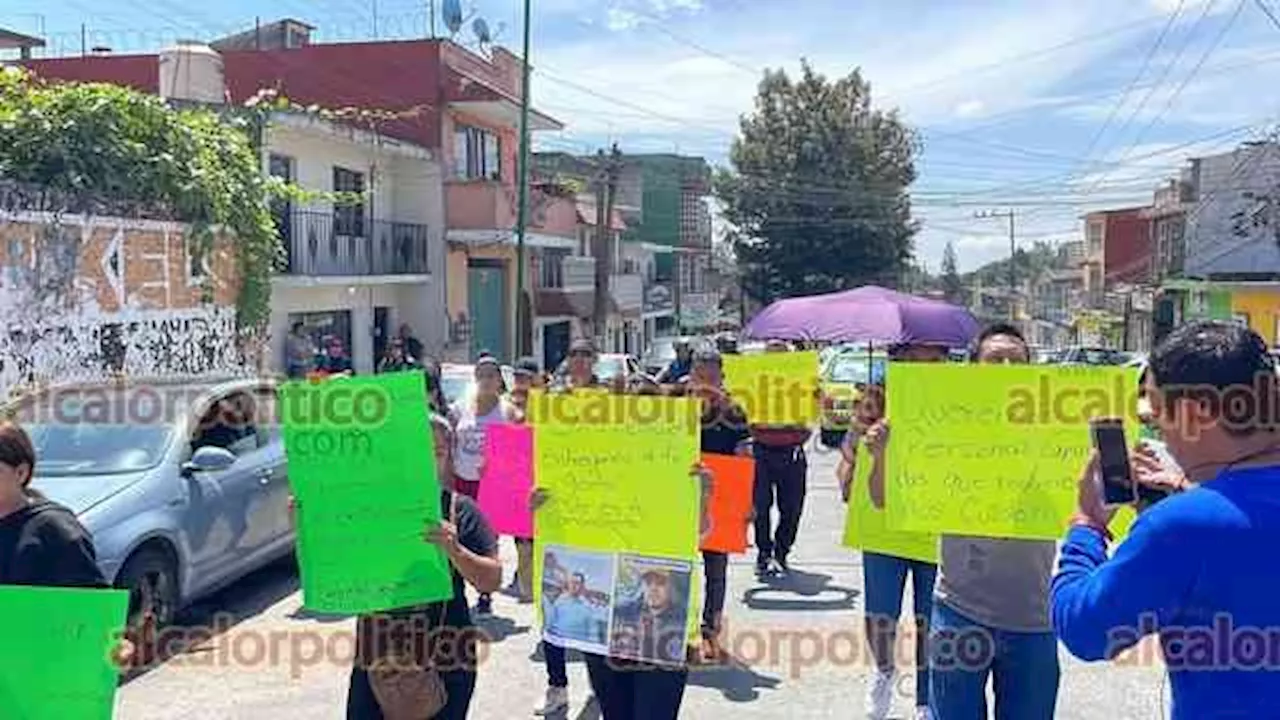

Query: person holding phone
[
  {"left": 1052, "top": 321, "right": 1280, "bottom": 719},
  {"left": 927, "top": 324, "right": 1061, "bottom": 720}
]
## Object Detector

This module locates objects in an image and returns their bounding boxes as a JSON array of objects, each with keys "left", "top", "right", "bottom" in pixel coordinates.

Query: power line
[{"left": 1255, "top": 0, "right": 1280, "bottom": 31}]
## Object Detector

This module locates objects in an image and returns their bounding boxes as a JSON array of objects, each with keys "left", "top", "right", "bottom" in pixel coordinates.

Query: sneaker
[
  {"left": 915, "top": 706, "right": 935, "bottom": 720},
  {"left": 534, "top": 686, "right": 569, "bottom": 716},
  {"left": 866, "top": 668, "right": 896, "bottom": 720},
  {"left": 755, "top": 555, "right": 771, "bottom": 578},
  {"left": 475, "top": 595, "right": 493, "bottom": 616}
]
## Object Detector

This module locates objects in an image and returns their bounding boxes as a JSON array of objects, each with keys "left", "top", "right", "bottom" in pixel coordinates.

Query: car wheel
[{"left": 116, "top": 547, "right": 180, "bottom": 664}]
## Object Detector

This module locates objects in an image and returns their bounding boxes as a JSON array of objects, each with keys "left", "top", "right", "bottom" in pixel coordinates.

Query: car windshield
[
  {"left": 28, "top": 423, "right": 174, "bottom": 476},
  {"left": 824, "top": 356, "right": 884, "bottom": 384}
]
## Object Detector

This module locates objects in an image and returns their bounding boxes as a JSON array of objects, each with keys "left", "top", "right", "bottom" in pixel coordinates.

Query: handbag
[{"left": 367, "top": 492, "right": 457, "bottom": 720}]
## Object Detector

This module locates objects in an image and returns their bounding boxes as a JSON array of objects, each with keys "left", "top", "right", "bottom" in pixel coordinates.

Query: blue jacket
[{"left": 1051, "top": 466, "right": 1280, "bottom": 719}]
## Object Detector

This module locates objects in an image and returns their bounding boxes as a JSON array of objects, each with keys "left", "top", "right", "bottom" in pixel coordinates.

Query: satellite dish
[
  {"left": 473, "top": 17, "right": 491, "bottom": 45},
  {"left": 442, "top": 0, "right": 464, "bottom": 35}
]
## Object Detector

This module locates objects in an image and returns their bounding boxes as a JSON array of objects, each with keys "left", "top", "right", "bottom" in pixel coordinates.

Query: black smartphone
[{"left": 1090, "top": 417, "right": 1135, "bottom": 505}]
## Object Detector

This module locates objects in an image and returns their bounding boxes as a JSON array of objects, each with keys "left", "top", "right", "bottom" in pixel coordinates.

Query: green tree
[
  {"left": 941, "top": 241, "right": 965, "bottom": 304},
  {"left": 715, "top": 61, "right": 918, "bottom": 304}
]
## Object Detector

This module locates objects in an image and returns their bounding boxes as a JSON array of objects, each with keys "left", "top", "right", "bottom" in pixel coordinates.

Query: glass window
[
  {"left": 333, "top": 167, "right": 366, "bottom": 237},
  {"left": 29, "top": 422, "right": 174, "bottom": 476},
  {"left": 454, "top": 125, "right": 502, "bottom": 180}
]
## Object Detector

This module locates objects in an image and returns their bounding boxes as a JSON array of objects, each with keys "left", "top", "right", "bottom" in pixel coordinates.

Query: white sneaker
[
  {"left": 534, "top": 686, "right": 569, "bottom": 716},
  {"left": 866, "top": 668, "right": 895, "bottom": 719},
  {"left": 915, "top": 706, "right": 935, "bottom": 720}
]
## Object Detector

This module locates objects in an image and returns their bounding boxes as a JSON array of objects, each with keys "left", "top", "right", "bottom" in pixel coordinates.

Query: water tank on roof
[{"left": 158, "top": 41, "right": 225, "bottom": 104}]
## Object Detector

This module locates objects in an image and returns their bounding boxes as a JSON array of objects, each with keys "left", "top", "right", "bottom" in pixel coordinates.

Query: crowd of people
[{"left": 2, "top": 319, "right": 1279, "bottom": 719}]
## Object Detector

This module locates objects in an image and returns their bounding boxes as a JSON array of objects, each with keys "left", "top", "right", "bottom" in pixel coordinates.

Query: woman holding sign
[
  {"left": 449, "top": 354, "right": 519, "bottom": 617},
  {"left": 0, "top": 421, "right": 134, "bottom": 667},
  {"left": 840, "top": 343, "right": 946, "bottom": 720},
  {"left": 346, "top": 414, "right": 502, "bottom": 720}
]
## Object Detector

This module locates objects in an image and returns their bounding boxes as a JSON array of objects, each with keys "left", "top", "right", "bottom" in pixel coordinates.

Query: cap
[
  {"left": 569, "top": 338, "right": 596, "bottom": 354},
  {"left": 514, "top": 356, "right": 541, "bottom": 376},
  {"left": 475, "top": 355, "right": 501, "bottom": 370},
  {"left": 640, "top": 567, "right": 671, "bottom": 582}
]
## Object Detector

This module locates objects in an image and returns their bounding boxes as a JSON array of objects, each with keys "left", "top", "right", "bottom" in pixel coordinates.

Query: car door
[
  {"left": 249, "top": 386, "right": 293, "bottom": 554},
  {"left": 182, "top": 390, "right": 275, "bottom": 589}
]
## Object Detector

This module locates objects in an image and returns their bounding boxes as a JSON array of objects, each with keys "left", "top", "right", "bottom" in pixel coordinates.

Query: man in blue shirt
[
  {"left": 548, "top": 572, "right": 605, "bottom": 645},
  {"left": 1052, "top": 320, "right": 1280, "bottom": 719}
]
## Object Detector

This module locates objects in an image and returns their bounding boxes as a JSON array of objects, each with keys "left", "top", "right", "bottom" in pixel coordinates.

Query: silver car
[{"left": 22, "top": 378, "right": 294, "bottom": 630}]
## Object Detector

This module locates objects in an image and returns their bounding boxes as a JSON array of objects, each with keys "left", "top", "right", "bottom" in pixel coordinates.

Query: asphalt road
[{"left": 114, "top": 444, "right": 1169, "bottom": 719}]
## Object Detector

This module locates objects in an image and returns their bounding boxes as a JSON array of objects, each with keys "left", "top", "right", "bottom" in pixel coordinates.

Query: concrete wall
[{"left": 1185, "top": 144, "right": 1280, "bottom": 277}]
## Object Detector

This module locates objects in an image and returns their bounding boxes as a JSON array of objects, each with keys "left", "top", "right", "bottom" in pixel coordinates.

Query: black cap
[{"left": 514, "top": 356, "right": 541, "bottom": 376}]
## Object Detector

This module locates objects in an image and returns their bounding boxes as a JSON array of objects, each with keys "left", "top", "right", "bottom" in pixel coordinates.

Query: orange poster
[{"left": 699, "top": 453, "right": 755, "bottom": 553}]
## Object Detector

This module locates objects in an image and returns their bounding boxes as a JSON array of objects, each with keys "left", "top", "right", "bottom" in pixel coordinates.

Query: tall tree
[
  {"left": 941, "top": 241, "right": 964, "bottom": 304},
  {"left": 715, "top": 61, "right": 918, "bottom": 304}
]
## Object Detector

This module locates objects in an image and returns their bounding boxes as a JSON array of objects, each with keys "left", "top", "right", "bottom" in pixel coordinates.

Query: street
[{"left": 114, "top": 445, "right": 1168, "bottom": 719}]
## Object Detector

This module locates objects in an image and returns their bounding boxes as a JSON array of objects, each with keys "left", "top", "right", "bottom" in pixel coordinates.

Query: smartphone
[{"left": 1090, "top": 417, "right": 1135, "bottom": 505}]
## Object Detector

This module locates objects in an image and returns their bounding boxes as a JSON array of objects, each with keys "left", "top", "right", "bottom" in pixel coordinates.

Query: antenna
[
  {"left": 442, "top": 0, "right": 463, "bottom": 36},
  {"left": 473, "top": 17, "right": 491, "bottom": 46}
]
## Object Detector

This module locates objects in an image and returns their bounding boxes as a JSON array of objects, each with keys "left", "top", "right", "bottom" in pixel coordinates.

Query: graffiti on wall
[{"left": 0, "top": 212, "right": 244, "bottom": 391}]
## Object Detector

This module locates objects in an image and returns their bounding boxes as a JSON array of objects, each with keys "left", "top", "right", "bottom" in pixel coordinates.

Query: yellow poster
[
  {"left": 842, "top": 443, "right": 939, "bottom": 564},
  {"left": 884, "top": 364, "right": 1139, "bottom": 541},
  {"left": 529, "top": 392, "right": 704, "bottom": 656},
  {"left": 722, "top": 351, "right": 820, "bottom": 426}
]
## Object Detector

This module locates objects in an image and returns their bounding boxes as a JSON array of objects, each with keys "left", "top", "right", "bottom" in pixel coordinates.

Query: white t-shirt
[{"left": 450, "top": 398, "right": 512, "bottom": 482}]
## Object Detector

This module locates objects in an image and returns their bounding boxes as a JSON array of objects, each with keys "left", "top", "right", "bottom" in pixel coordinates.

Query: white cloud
[
  {"left": 606, "top": 8, "right": 643, "bottom": 31},
  {"left": 955, "top": 100, "right": 986, "bottom": 118}
]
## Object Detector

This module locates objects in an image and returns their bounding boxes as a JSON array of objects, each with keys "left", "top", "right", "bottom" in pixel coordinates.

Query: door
[
  {"left": 543, "top": 320, "right": 571, "bottom": 373},
  {"left": 373, "top": 307, "right": 390, "bottom": 367},
  {"left": 468, "top": 261, "right": 509, "bottom": 361},
  {"left": 268, "top": 155, "right": 294, "bottom": 271},
  {"left": 181, "top": 390, "right": 282, "bottom": 593}
]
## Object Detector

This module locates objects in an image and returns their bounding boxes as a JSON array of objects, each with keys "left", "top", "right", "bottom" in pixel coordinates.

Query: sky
[{"left": 5, "top": 0, "right": 1280, "bottom": 272}]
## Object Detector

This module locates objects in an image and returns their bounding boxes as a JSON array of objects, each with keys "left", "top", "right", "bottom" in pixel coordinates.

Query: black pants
[
  {"left": 753, "top": 444, "right": 807, "bottom": 561},
  {"left": 346, "top": 666, "right": 476, "bottom": 719},
  {"left": 583, "top": 652, "right": 688, "bottom": 720},
  {"left": 544, "top": 641, "right": 568, "bottom": 688},
  {"left": 701, "top": 550, "right": 727, "bottom": 638}
]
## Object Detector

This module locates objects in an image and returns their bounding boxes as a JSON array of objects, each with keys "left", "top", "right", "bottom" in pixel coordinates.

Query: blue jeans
[
  {"left": 929, "top": 601, "right": 1059, "bottom": 720},
  {"left": 862, "top": 552, "right": 937, "bottom": 707}
]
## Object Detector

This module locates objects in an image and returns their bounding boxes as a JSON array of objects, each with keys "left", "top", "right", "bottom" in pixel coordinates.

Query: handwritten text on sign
[
  {"left": 282, "top": 371, "right": 452, "bottom": 613},
  {"left": 884, "top": 364, "right": 1139, "bottom": 540},
  {"left": 0, "top": 586, "right": 130, "bottom": 720}
]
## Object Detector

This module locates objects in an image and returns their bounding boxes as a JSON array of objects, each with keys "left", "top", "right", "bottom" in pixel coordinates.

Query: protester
[
  {"left": 377, "top": 337, "right": 420, "bottom": 374},
  {"left": 1133, "top": 362, "right": 1193, "bottom": 502},
  {"left": 748, "top": 339, "right": 812, "bottom": 578},
  {"left": 449, "top": 355, "right": 518, "bottom": 617},
  {"left": 655, "top": 338, "right": 694, "bottom": 385},
  {"left": 507, "top": 356, "right": 542, "bottom": 603},
  {"left": 398, "top": 323, "right": 425, "bottom": 364},
  {"left": 535, "top": 340, "right": 600, "bottom": 716},
  {"left": 1052, "top": 320, "right": 1280, "bottom": 719},
  {"left": 346, "top": 414, "right": 501, "bottom": 720},
  {"left": 915, "top": 324, "right": 1059, "bottom": 720},
  {"left": 533, "top": 462, "right": 715, "bottom": 720},
  {"left": 286, "top": 322, "right": 316, "bottom": 378},
  {"left": 315, "top": 336, "right": 354, "bottom": 376},
  {"left": 689, "top": 348, "right": 752, "bottom": 662},
  {"left": 853, "top": 342, "right": 948, "bottom": 720},
  {"left": 0, "top": 421, "right": 134, "bottom": 667}
]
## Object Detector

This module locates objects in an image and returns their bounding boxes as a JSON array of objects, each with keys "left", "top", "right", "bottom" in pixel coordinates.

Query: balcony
[
  {"left": 610, "top": 273, "right": 643, "bottom": 313},
  {"left": 537, "top": 254, "right": 595, "bottom": 291},
  {"left": 279, "top": 210, "right": 430, "bottom": 277}
]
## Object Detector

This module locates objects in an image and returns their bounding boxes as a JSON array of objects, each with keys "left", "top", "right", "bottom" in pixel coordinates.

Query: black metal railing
[{"left": 278, "top": 210, "right": 431, "bottom": 277}]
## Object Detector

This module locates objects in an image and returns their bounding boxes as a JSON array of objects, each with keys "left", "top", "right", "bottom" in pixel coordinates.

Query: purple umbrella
[{"left": 743, "top": 285, "right": 980, "bottom": 346}]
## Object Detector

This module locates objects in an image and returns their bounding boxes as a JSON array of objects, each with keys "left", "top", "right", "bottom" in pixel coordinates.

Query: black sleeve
[
  {"left": 27, "top": 511, "right": 109, "bottom": 588},
  {"left": 453, "top": 494, "right": 498, "bottom": 559},
  {"left": 731, "top": 404, "right": 752, "bottom": 445}
]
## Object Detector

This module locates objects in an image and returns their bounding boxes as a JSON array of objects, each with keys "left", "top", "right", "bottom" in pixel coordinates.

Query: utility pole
[
  {"left": 513, "top": 0, "right": 532, "bottom": 358},
  {"left": 976, "top": 209, "right": 1017, "bottom": 321},
  {"left": 591, "top": 145, "right": 622, "bottom": 347}
]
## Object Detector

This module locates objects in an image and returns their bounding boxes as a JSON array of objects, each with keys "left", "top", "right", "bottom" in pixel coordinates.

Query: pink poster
[{"left": 477, "top": 422, "right": 534, "bottom": 537}]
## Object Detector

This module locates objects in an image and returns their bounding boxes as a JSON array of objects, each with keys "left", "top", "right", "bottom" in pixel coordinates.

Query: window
[
  {"left": 1087, "top": 221, "right": 1103, "bottom": 254},
  {"left": 539, "top": 249, "right": 567, "bottom": 288},
  {"left": 453, "top": 125, "right": 501, "bottom": 180},
  {"left": 333, "top": 167, "right": 366, "bottom": 237}
]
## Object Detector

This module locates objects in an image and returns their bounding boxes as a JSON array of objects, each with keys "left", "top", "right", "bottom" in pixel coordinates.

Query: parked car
[
  {"left": 817, "top": 350, "right": 887, "bottom": 448},
  {"left": 1034, "top": 348, "right": 1061, "bottom": 364},
  {"left": 642, "top": 336, "right": 688, "bottom": 377},
  {"left": 439, "top": 362, "right": 516, "bottom": 407},
  {"left": 21, "top": 378, "right": 293, "bottom": 635},
  {"left": 1058, "top": 346, "right": 1129, "bottom": 366}
]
